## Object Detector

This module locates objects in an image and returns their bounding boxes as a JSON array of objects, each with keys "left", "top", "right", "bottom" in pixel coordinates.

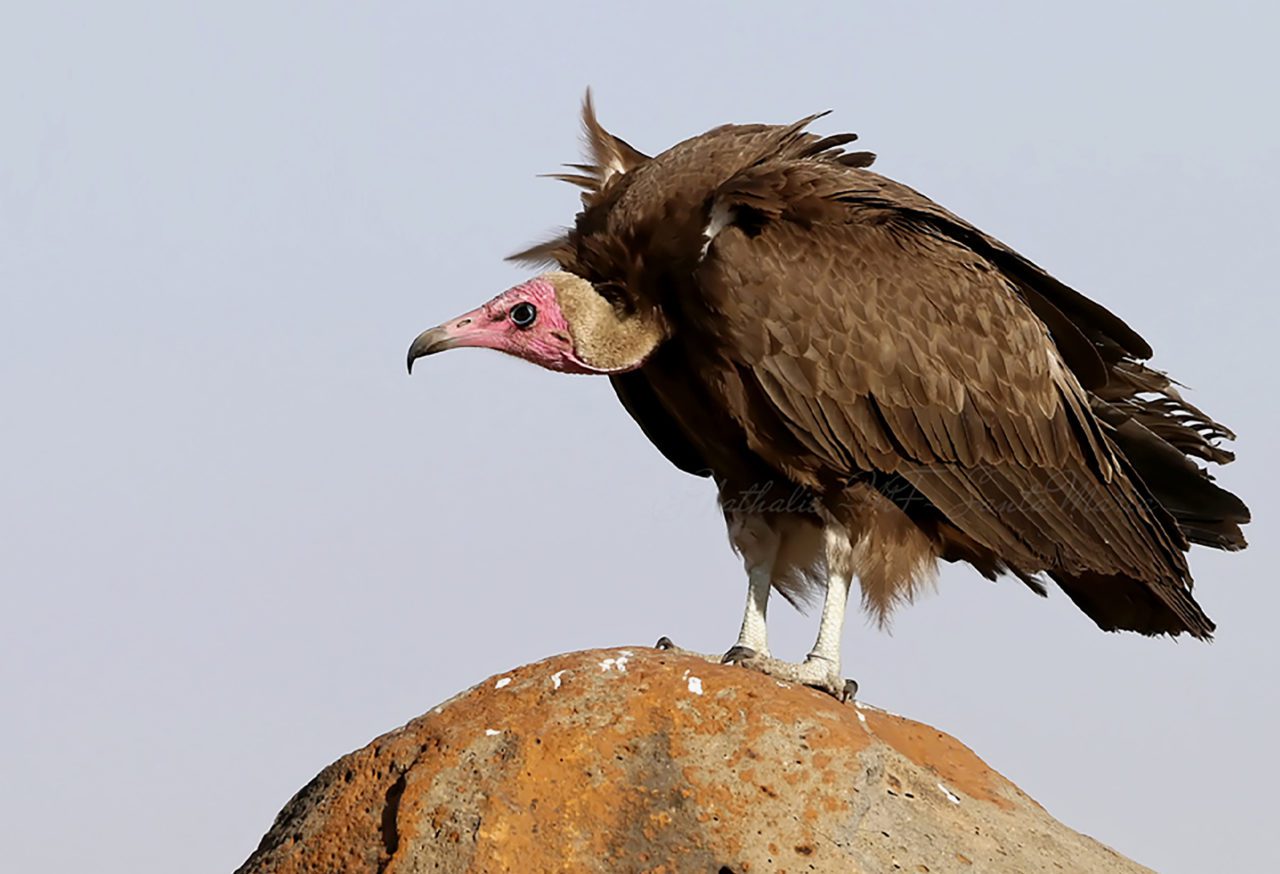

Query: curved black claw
[
  {"left": 654, "top": 636, "right": 676, "bottom": 650},
  {"left": 841, "top": 678, "right": 859, "bottom": 704},
  {"left": 721, "top": 645, "right": 758, "bottom": 665}
]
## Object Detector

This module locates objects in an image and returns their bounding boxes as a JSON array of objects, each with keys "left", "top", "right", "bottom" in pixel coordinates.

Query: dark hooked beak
[{"left": 406, "top": 326, "right": 458, "bottom": 374}]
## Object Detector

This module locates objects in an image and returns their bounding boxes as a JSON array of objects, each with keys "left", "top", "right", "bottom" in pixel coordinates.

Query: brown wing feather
[
  {"left": 697, "top": 165, "right": 1212, "bottom": 637},
  {"left": 798, "top": 168, "right": 1154, "bottom": 367}
]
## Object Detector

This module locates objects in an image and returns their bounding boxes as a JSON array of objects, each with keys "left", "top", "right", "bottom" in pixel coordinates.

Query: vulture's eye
[{"left": 509, "top": 302, "right": 537, "bottom": 328}]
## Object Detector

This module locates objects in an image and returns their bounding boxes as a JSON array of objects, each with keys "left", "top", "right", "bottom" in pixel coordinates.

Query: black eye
[{"left": 509, "top": 302, "right": 537, "bottom": 328}]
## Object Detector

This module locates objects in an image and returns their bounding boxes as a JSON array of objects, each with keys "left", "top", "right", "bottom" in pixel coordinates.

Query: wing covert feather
[{"left": 705, "top": 219, "right": 1075, "bottom": 470}]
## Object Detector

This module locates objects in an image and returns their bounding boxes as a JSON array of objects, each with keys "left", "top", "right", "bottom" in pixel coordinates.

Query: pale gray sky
[{"left": 2, "top": 3, "right": 1276, "bottom": 872}]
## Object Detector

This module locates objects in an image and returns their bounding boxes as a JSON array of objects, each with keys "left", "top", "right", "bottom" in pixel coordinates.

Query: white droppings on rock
[
  {"left": 485, "top": 729, "right": 502, "bottom": 737},
  {"left": 854, "top": 708, "right": 868, "bottom": 726},
  {"left": 550, "top": 670, "right": 566, "bottom": 689},
  {"left": 687, "top": 676, "right": 703, "bottom": 695},
  {"left": 494, "top": 677, "right": 512, "bottom": 689},
  {"left": 598, "top": 654, "right": 630, "bottom": 672},
  {"left": 938, "top": 782, "right": 961, "bottom": 805}
]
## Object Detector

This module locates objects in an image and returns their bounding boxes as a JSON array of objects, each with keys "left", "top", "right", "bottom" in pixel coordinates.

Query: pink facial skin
[{"left": 407, "top": 278, "right": 606, "bottom": 374}]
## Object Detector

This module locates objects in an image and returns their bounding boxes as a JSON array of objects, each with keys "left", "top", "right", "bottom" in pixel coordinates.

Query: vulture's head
[{"left": 407, "top": 272, "right": 665, "bottom": 376}]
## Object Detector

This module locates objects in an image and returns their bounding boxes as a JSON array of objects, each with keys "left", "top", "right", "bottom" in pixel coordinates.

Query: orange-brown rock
[{"left": 237, "top": 647, "right": 1151, "bottom": 873}]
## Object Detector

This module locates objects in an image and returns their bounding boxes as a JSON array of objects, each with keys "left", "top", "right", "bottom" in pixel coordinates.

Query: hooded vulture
[{"left": 408, "top": 94, "right": 1249, "bottom": 697}]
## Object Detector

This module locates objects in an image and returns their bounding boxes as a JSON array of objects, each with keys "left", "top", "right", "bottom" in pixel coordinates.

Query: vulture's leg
[
  {"left": 805, "top": 525, "right": 854, "bottom": 677},
  {"left": 655, "top": 511, "right": 773, "bottom": 665},
  {"left": 722, "top": 525, "right": 856, "bottom": 701},
  {"left": 656, "top": 514, "right": 779, "bottom": 664},
  {"left": 723, "top": 513, "right": 779, "bottom": 660}
]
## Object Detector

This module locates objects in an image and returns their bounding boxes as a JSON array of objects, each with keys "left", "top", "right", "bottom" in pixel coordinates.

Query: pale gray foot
[{"left": 720, "top": 647, "right": 858, "bottom": 702}]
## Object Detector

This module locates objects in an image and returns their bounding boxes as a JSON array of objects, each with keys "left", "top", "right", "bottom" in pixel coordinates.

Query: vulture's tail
[
  {"left": 1091, "top": 360, "right": 1249, "bottom": 552},
  {"left": 1049, "top": 568, "right": 1213, "bottom": 637},
  {"left": 1045, "top": 359, "right": 1248, "bottom": 638}
]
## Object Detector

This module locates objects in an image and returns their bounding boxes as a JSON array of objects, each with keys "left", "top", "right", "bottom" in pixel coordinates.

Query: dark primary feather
[{"left": 519, "top": 99, "right": 1247, "bottom": 638}]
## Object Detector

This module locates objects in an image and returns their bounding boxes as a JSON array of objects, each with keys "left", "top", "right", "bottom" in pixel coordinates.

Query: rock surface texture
[{"left": 238, "top": 647, "right": 1151, "bottom": 873}]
